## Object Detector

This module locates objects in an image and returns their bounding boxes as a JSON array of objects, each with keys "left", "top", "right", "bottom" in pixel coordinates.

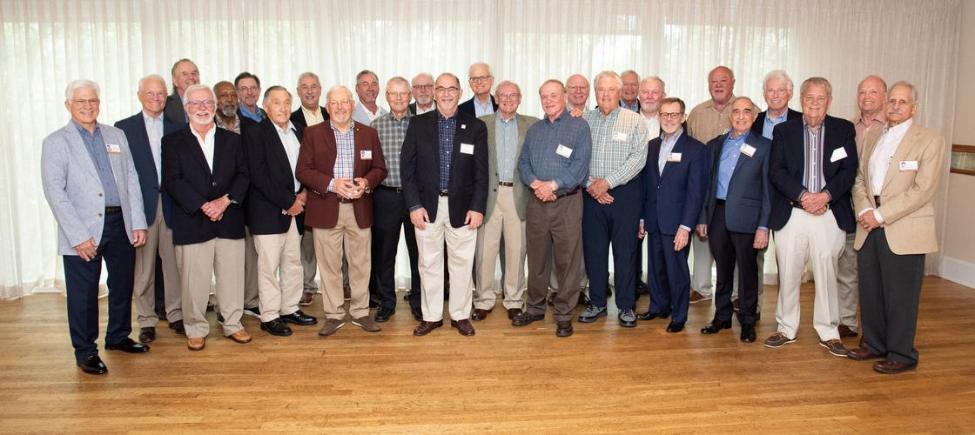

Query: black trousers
[
  {"left": 708, "top": 202, "right": 759, "bottom": 325},
  {"left": 858, "top": 228, "right": 925, "bottom": 365},
  {"left": 369, "top": 186, "right": 421, "bottom": 310},
  {"left": 62, "top": 210, "right": 135, "bottom": 360}
]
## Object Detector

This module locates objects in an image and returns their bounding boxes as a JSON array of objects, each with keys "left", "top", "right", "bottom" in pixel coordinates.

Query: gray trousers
[{"left": 526, "top": 194, "right": 584, "bottom": 322}]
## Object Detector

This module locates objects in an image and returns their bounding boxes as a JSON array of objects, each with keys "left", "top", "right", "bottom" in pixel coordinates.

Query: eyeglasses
[
  {"left": 387, "top": 91, "right": 410, "bottom": 99},
  {"left": 567, "top": 86, "right": 588, "bottom": 92},
  {"left": 413, "top": 84, "right": 434, "bottom": 91},
  {"left": 469, "top": 76, "right": 493, "bottom": 83},
  {"left": 659, "top": 112, "right": 683, "bottom": 119},
  {"left": 435, "top": 86, "right": 460, "bottom": 94},
  {"left": 496, "top": 93, "right": 520, "bottom": 100},
  {"left": 187, "top": 100, "right": 214, "bottom": 107},
  {"left": 71, "top": 98, "right": 100, "bottom": 106}
]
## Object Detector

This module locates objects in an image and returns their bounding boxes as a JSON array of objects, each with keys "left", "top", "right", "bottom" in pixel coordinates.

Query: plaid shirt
[
  {"left": 328, "top": 121, "right": 355, "bottom": 193},
  {"left": 583, "top": 106, "right": 649, "bottom": 188},
  {"left": 371, "top": 112, "right": 412, "bottom": 187},
  {"left": 438, "top": 113, "right": 457, "bottom": 192}
]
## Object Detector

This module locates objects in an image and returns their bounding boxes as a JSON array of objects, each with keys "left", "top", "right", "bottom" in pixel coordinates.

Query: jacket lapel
[
  {"left": 729, "top": 132, "right": 753, "bottom": 181},
  {"left": 485, "top": 116, "right": 497, "bottom": 175},
  {"left": 660, "top": 134, "right": 686, "bottom": 182},
  {"left": 881, "top": 124, "right": 920, "bottom": 193},
  {"left": 186, "top": 128, "right": 212, "bottom": 176},
  {"left": 103, "top": 127, "right": 127, "bottom": 192},
  {"left": 63, "top": 123, "right": 100, "bottom": 181}
]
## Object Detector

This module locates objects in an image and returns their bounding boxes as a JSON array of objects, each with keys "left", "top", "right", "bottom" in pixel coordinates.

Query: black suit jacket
[
  {"left": 401, "top": 110, "right": 488, "bottom": 228},
  {"left": 768, "top": 115, "right": 858, "bottom": 232},
  {"left": 115, "top": 112, "right": 179, "bottom": 227},
  {"left": 163, "top": 93, "right": 187, "bottom": 135},
  {"left": 289, "top": 105, "right": 329, "bottom": 130},
  {"left": 237, "top": 109, "right": 260, "bottom": 132},
  {"left": 751, "top": 108, "right": 802, "bottom": 138},
  {"left": 243, "top": 118, "right": 306, "bottom": 235},
  {"left": 162, "top": 125, "right": 250, "bottom": 245},
  {"left": 457, "top": 95, "right": 497, "bottom": 117}
]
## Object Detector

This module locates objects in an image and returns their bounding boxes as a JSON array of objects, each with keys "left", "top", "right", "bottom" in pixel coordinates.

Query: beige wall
[{"left": 944, "top": 1, "right": 975, "bottom": 268}]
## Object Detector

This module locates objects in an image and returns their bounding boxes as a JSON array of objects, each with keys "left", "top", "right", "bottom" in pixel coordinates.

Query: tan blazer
[
  {"left": 852, "top": 122, "right": 946, "bottom": 255},
  {"left": 479, "top": 113, "right": 539, "bottom": 221}
]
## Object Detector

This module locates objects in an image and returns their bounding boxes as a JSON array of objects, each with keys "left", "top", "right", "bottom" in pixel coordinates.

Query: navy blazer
[
  {"left": 700, "top": 131, "right": 772, "bottom": 233},
  {"left": 243, "top": 118, "right": 305, "bottom": 235},
  {"left": 162, "top": 125, "right": 250, "bottom": 245},
  {"left": 163, "top": 93, "right": 188, "bottom": 135},
  {"left": 457, "top": 95, "right": 498, "bottom": 117},
  {"left": 643, "top": 132, "right": 710, "bottom": 236},
  {"left": 768, "top": 115, "right": 858, "bottom": 232},
  {"left": 115, "top": 112, "right": 179, "bottom": 227},
  {"left": 401, "top": 110, "right": 488, "bottom": 228},
  {"left": 751, "top": 108, "right": 802, "bottom": 138},
  {"left": 289, "top": 105, "right": 329, "bottom": 130}
]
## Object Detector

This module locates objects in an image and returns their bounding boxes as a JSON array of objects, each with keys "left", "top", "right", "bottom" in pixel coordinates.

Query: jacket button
[
  {"left": 98, "top": 193, "right": 103, "bottom": 197},
  {"left": 98, "top": 213, "right": 103, "bottom": 217},
  {"left": 212, "top": 182, "right": 217, "bottom": 187}
]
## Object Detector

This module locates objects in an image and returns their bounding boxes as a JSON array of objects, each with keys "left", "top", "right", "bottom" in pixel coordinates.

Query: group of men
[{"left": 42, "top": 58, "right": 945, "bottom": 377}]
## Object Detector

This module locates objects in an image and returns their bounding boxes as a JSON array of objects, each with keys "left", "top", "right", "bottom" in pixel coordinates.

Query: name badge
[
  {"left": 106, "top": 143, "right": 121, "bottom": 154},
  {"left": 460, "top": 124, "right": 467, "bottom": 130},
  {"left": 460, "top": 143, "right": 475, "bottom": 155},
  {"left": 830, "top": 147, "right": 848, "bottom": 163},
  {"left": 899, "top": 160, "right": 919, "bottom": 171},
  {"left": 668, "top": 152, "right": 682, "bottom": 163},
  {"left": 612, "top": 131, "right": 628, "bottom": 142},
  {"left": 360, "top": 150, "right": 373, "bottom": 160},
  {"left": 556, "top": 144, "right": 573, "bottom": 158},
  {"left": 740, "top": 144, "right": 756, "bottom": 157}
]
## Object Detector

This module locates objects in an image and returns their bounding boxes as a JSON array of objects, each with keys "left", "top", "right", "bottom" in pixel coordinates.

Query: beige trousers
[
  {"left": 133, "top": 197, "right": 182, "bottom": 326},
  {"left": 474, "top": 186, "right": 526, "bottom": 310},
  {"left": 415, "top": 196, "right": 476, "bottom": 322},
  {"left": 176, "top": 237, "right": 245, "bottom": 338},
  {"left": 253, "top": 221, "right": 303, "bottom": 322},
  {"left": 243, "top": 228, "right": 260, "bottom": 309},
  {"left": 314, "top": 203, "right": 371, "bottom": 320}
]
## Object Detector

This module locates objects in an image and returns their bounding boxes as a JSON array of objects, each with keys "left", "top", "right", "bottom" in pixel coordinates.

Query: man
[
  {"left": 162, "top": 83, "right": 252, "bottom": 351},
  {"left": 637, "top": 97, "right": 708, "bottom": 333},
  {"left": 370, "top": 77, "right": 423, "bottom": 322},
  {"left": 214, "top": 81, "right": 243, "bottom": 134},
  {"left": 409, "top": 72, "right": 437, "bottom": 115},
  {"left": 686, "top": 65, "right": 736, "bottom": 304},
  {"left": 402, "top": 72, "right": 488, "bottom": 337},
  {"left": 578, "top": 71, "right": 650, "bottom": 327},
  {"left": 848, "top": 81, "right": 945, "bottom": 374},
  {"left": 619, "top": 70, "right": 641, "bottom": 112},
  {"left": 235, "top": 72, "right": 265, "bottom": 125},
  {"left": 296, "top": 85, "right": 387, "bottom": 337},
  {"left": 291, "top": 72, "right": 330, "bottom": 305},
  {"left": 513, "top": 79, "right": 592, "bottom": 337},
  {"left": 633, "top": 75, "right": 667, "bottom": 297},
  {"left": 764, "top": 77, "right": 858, "bottom": 358},
  {"left": 565, "top": 73, "right": 590, "bottom": 115},
  {"left": 243, "top": 86, "right": 319, "bottom": 337},
  {"left": 42, "top": 79, "right": 150, "bottom": 375},
  {"left": 163, "top": 59, "right": 199, "bottom": 132},
  {"left": 458, "top": 62, "right": 498, "bottom": 117},
  {"left": 114, "top": 74, "right": 181, "bottom": 343},
  {"left": 472, "top": 81, "right": 538, "bottom": 321},
  {"left": 697, "top": 97, "right": 771, "bottom": 343},
  {"left": 352, "top": 70, "right": 388, "bottom": 125}
]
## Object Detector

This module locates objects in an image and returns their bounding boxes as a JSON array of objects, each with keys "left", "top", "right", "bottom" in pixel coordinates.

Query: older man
[
  {"left": 162, "top": 84, "right": 252, "bottom": 351},
  {"left": 578, "top": 71, "right": 650, "bottom": 327},
  {"left": 459, "top": 62, "right": 498, "bottom": 117},
  {"left": 697, "top": 97, "right": 771, "bottom": 343},
  {"left": 764, "top": 77, "right": 858, "bottom": 358},
  {"left": 514, "top": 79, "right": 592, "bottom": 337},
  {"left": 213, "top": 81, "right": 243, "bottom": 134},
  {"left": 370, "top": 77, "right": 423, "bottom": 323},
  {"left": 42, "top": 79, "right": 149, "bottom": 374},
  {"left": 848, "top": 82, "right": 945, "bottom": 374},
  {"left": 164, "top": 59, "right": 199, "bottom": 131},
  {"left": 235, "top": 72, "right": 265, "bottom": 125},
  {"left": 114, "top": 74, "right": 181, "bottom": 343},
  {"left": 686, "top": 65, "right": 737, "bottom": 304},
  {"left": 633, "top": 75, "right": 667, "bottom": 297},
  {"left": 243, "top": 86, "right": 319, "bottom": 337},
  {"left": 409, "top": 72, "right": 437, "bottom": 115},
  {"left": 402, "top": 72, "right": 489, "bottom": 337},
  {"left": 297, "top": 85, "right": 387, "bottom": 336},
  {"left": 619, "top": 70, "right": 641, "bottom": 112},
  {"left": 352, "top": 70, "right": 388, "bottom": 125},
  {"left": 566, "top": 73, "right": 590, "bottom": 115},
  {"left": 472, "top": 81, "right": 539, "bottom": 321}
]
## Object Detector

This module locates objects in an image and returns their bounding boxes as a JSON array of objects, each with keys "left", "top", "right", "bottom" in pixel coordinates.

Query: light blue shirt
[
  {"left": 496, "top": 113, "right": 518, "bottom": 182},
  {"left": 474, "top": 96, "right": 494, "bottom": 117},
  {"left": 716, "top": 132, "right": 747, "bottom": 200},
  {"left": 142, "top": 111, "right": 163, "bottom": 184},
  {"left": 762, "top": 110, "right": 788, "bottom": 140},
  {"left": 239, "top": 104, "right": 264, "bottom": 123},
  {"left": 658, "top": 128, "right": 683, "bottom": 175},
  {"left": 73, "top": 121, "right": 121, "bottom": 207}
]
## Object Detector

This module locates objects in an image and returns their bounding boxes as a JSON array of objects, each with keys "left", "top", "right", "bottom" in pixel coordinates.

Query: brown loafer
[
  {"left": 848, "top": 347, "right": 885, "bottom": 361},
  {"left": 227, "top": 330, "right": 252, "bottom": 344},
  {"left": 873, "top": 359, "right": 917, "bottom": 374},
  {"left": 506, "top": 308, "right": 522, "bottom": 320},
  {"left": 413, "top": 320, "right": 443, "bottom": 336},
  {"left": 187, "top": 337, "right": 205, "bottom": 351},
  {"left": 299, "top": 292, "right": 314, "bottom": 306},
  {"left": 450, "top": 319, "right": 475, "bottom": 336},
  {"left": 556, "top": 320, "right": 573, "bottom": 337},
  {"left": 838, "top": 325, "right": 859, "bottom": 338},
  {"left": 471, "top": 308, "right": 492, "bottom": 321}
]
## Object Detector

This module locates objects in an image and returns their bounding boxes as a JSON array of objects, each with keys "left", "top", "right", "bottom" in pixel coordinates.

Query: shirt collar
[
  {"left": 330, "top": 120, "right": 353, "bottom": 135},
  {"left": 663, "top": 127, "right": 683, "bottom": 144},
  {"left": 274, "top": 121, "right": 297, "bottom": 135},
  {"left": 438, "top": 110, "right": 457, "bottom": 122},
  {"left": 497, "top": 112, "right": 516, "bottom": 123},
  {"left": 142, "top": 111, "right": 163, "bottom": 123},
  {"left": 767, "top": 110, "right": 788, "bottom": 123},
  {"left": 71, "top": 119, "right": 99, "bottom": 136},
  {"left": 884, "top": 118, "right": 913, "bottom": 135},
  {"left": 856, "top": 111, "right": 887, "bottom": 127},
  {"left": 239, "top": 104, "right": 262, "bottom": 117}
]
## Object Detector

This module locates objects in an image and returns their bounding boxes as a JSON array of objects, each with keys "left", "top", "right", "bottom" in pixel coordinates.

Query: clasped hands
[
  {"left": 282, "top": 190, "right": 307, "bottom": 216},
  {"left": 530, "top": 179, "right": 557, "bottom": 202},
  {"left": 858, "top": 210, "right": 882, "bottom": 232},
  {"left": 201, "top": 195, "right": 231, "bottom": 222},
  {"left": 586, "top": 177, "right": 614, "bottom": 205},
  {"left": 800, "top": 192, "right": 830, "bottom": 216},
  {"left": 333, "top": 177, "right": 369, "bottom": 201}
]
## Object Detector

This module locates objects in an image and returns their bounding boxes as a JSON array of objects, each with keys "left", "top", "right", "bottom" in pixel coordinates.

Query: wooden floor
[{"left": 1, "top": 278, "right": 974, "bottom": 434}]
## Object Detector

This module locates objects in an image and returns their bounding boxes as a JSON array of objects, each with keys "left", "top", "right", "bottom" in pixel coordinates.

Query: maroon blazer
[{"left": 295, "top": 121, "right": 387, "bottom": 229}]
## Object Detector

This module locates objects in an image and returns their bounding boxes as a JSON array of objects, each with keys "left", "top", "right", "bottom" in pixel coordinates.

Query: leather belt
[
  {"left": 338, "top": 197, "right": 354, "bottom": 204},
  {"left": 378, "top": 185, "right": 404, "bottom": 194},
  {"left": 556, "top": 188, "right": 580, "bottom": 199},
  {"left": 874, "top": 196, "right": 881, "bottom": 207},
  {"left": 438, "top": 190, "right": 449, "bottom": 197},
  {"left": 498, "top": 181, "right": 514, "bottom": 187},
  {"left": 715, "top": 199, "right": 726, "bottom": 206},
  {"left": 105, "top": 206, "right": 122, "bottom": 213}
]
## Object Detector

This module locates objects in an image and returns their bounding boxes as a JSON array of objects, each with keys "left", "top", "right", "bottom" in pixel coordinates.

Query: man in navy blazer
[
  {"left": 764, "top": 77, "right": 858, "bottom": 357},
  {"left": 115, "top": 74, "right": 183, "bottom": 343},
  {"left": 163, "top": 59, "right": 199, "bottom": 134},
  {"left": 401, "top": 72, "right": 488, "bottom": 337},
  {"left": 697, "top": 97, "right": 772, "bottom": 343},
  {"left": 457, "top": 62, "right": 498, "bottom": 117},
  {"left": 638, "top": 97, "right": 709, "bottom": 333}
]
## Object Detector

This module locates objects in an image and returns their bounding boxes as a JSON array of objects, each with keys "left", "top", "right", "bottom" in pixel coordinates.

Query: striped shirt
[
  {"left": 583, "top": 106, "right": 649, "bottom": 188},
  {"left": 802, "top": 122, "right": 825, "bottom": 193},
  {"left": 372, "top": 112, "right": 412, "bottom": 187},
  {"left": 328, "top": 121, "right": 355, "bottom": 193},
  {"left": 438, "top": 113, "right": 457, "bottom": 191}
]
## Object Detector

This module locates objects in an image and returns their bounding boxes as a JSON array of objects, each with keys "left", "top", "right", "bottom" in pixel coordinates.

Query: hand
[
  {"left": 296, "top": 190, "right": 307, "bottom": 205},
  {"left": 287, "top": 198, "right": 304, "bottom": 216},
  {"left": 570, "top": 107, "right": 583, "bottom": 118},
  {"left": 353, "top": 177, "right": 370, "bottom": 194},
  {"left": 202, "top": 196, "right": 230, "bottom": 220},
  {"left": 586, "top": 177, "right": 610, "bottom": 199},
  {"left": 209, "top": 211, "right": 224, "bottom": 222},
  {"left": 465, "top": 211, "right": 484, "bottom": 230},
  {"left": 696, "top": 224, "right": 708, "bottom": 238},
  {"left": 801, "top": 192, "right": 829, "bottom": 214},
  {"left": 531, "top": 180, "right": 556, "bottom": 202},
  {"left": 333, "top": 178, "right": 356, "bottom": 199},
  {"left": 674, "top": 227, "right": 690, "bottom": 251},
  {"left": 753, "top": 229, "right": 769, "bottom": 250},
  {"left": 132, "top": 230, "right": 147, "bottom": 248},
  {"left": 73, "top": 238, "right": 97, "bottom": 262},
  {"left": 638, "top": 221, "right": 645, "bottom": 239},
  {"left": 858, "top": 210, "right": 882, "bottom": 232},
  {"left": 596, "top": 192, "right": 614, "bottom": 205},
  {"left": 410, "top": 208, "right": 429, "bottom": 230}
]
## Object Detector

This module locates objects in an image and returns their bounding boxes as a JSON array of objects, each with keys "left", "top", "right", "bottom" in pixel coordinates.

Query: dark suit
[
  {"left": 701, "top": 131, "right": 771, "bottom": 325},
  {"left": 243, "top": 118, "right": 305, "bottom": 235},
  {"left": 457, "top": 95, "right": 498, "bottom": 117},
  {"left": 290, "top": 105, "right": 329, "bottom": 130},
  {"left": 163, "top": 93, "right": 187, "bottom": 135},
  {"left": 642, "top": 132, "right": 709, "bottom": 324},
  {"left": 751, "top": 108, "right": 802, "bottom": 138},
  {"left": 237, "top": 109, "right": 259, "bottom": 132}
]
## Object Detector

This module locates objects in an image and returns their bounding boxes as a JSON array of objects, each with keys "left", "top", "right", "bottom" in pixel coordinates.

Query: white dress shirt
[
  {"left": 274, "top": 121, "right": 302, "bottom": 191},
  {"left": 863, "top": 118, "right": 913, "bottom": 224},
  {"left": 190, "top": 124, "right": 216, "bottom": 171},
  {"left": 143, "top": 111, "right": 164, "bottom": 184}
]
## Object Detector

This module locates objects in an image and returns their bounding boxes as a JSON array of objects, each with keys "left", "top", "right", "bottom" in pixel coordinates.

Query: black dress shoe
[
  {"left": 700, "top": 320, "right": 732, "bottom": 334},
  {"left": 260, "top": 319, "right": 293, "bottom": 336},
  {"left": 451, "top": 319, "right": 475, "bottom": 336},
  {"left": 471, "top": 308, "right": 492, "bottom": 321},
  {"left": 506, "top": 308, "right": 522, "bottom": 320},
  {"left": 155, "top": 310, "right": 168, "bottom": 321},
  {"left": 410, "top": 306, "right": 423, "bottom": 322},
  {"left": 77, "top": 354, "right": 108, "bottom": 375},
  {"left": 413, "top": 320, "right": 444, "bottom": 336},
  {"left": 636, "top": 310, "right": 670, "bottom": 321},
  {"left": 138, "top": 327, "right": 156, "bottom": 344},
  {"left": 511, "top": 312, "right": 544, "bottom": 327},
  {"left": 243, "top": 305, "right": 261, "bottom": 317},
  {"left": 281, "top": 310, "right": 318, "bottom": 325},
  {"left": 106, "top": 338, "right": 150, "bottom": 353},
  {"left": 666, "top": 321, "right": 685, "bottom": 333},
  {"left": 217, "top": 313, "right": 224, "bottom": 323},
  {"left": 740, "top": 324, "right": 756, "bottom": 343},
  {"left": 375, "top": 307, "right": 394, "bottom": 323},
  {"left": 169, "top": 319, "right": 185, "bottom": 335},
  {"left": 636, "top": 280, "right": 649, "bottom": 295},
  {"left": 556, "top": 320, "right": 573, "bottom": 337}
]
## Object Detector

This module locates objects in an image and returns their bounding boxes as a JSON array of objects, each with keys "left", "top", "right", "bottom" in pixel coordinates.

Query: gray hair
[
  {"left": 182, "top": 84, "right": 214, "bottom": 103},
  {"left": 640, "top": 76, "right": 666, "bottom": 94},
  {"left": 412, "top": 72, "right": 434, "bottom": 85},
  {"left": 889, "top": 81, "right": 919, "bottom": 102},
  {"left": 387, "top": 76, "right": 411, "bottom": 92},
  {"left": 356, "top": 70, "right": 378, "bottom": 83},
  {"left": 495, "top": 80, "right": 521, "bottom": 95},
  {"left": 263, "top": 85, "right": 292, "bottom": 104},
  {"left": 800, "top": 77, "right": 833, "bottom": 97},
  {"left": 593, "top": 71, "right": 623, "bottom": 90},
  {"left": 65, "top": 79, "right": 100, "bottom": 101},
  {"left": 709, "top": 65, "right": 735, "bottom": 82},
  {"left": 539, "top": 79, "right": 566, "bottom": 94},
  {"left": 468, "top": 62, "right": 492, "bottom": 77},
  {"left": 326, "top": 85, "right": 354, "bottom": 102},
  {"left": 437, "top": 72, "right": 461, "bottom": 88},
  {"left": 620, "top": 70, "right": 640, "bottom": 80},
  {"left": 297, "top": 72, "right": 320, "bottom": 88},
  {"left": 731, "top": 96, "right": 759, "bottom": 113},
  {"left": 137, "top": 74, "right": 167, "bottom": 93},
  {"left": 763, "top": 70, "right": 794, "bottom": 92}
]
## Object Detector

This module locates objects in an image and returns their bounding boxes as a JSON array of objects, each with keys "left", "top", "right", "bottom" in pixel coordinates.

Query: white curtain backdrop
[{"left": 0, "top": 0, "right": 960, "bottom": 298}]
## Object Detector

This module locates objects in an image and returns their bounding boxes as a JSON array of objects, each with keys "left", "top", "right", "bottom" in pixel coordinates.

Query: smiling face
[
  {"left": 659, "top": 101, "right": 686, "bottom": 135},
  {"left": 236, "top": 77, "right": 260, "bottom": 109},
  {"left": 138, "top": 77, "right": 166, "bottom": 117},
  {"left": 435, "top": 74, "right": 463, "bottom": 116},
  {"left": 297, "top": 75, "right": 322, "bottom": 110},
  {"left": 621, "top": 71, "right": 639, "bottom": 103},
  {"left": 857, "top": 76, "right": 886, "bottom": 117},
  {"left": 355, "top": 73, "right": 379, "bottom": 105},
  {"left": 263, "top": 89, "right": 292, "bottom": 129},
  {"left": 172, "top": 60, "right": 199, "bottom": 95},
  {"left": 800, "top": 83, "right": 832, "bottom": 126},
  {"left": 495, "top": 82, "right": 521, "bottom": 118},
  {"left": 540, "top": 81, "right": 566, "bottom": 119},
  {"left": 595, "top": 76, "right": 621, "bottom": 115},
  {"left": 708, "top": 67, "right": 735, "bottom": 105},
  {"left": 729, "top": 98, "right": 757, "bottom": 136},
  {"left": 184, "top": 87, "right": 215, "bottom": 127},
  {"left": 412, "top": 74, "right": 435, "bottom": 107},
  {"left": 885, "top": 85, "right": 917, "bottom": 127},
  {"left": 385, "top": 80, "right": 411, "bottom": 115},
  {"left": 764, "top": 77, "right": 792, "bottom": 113},
  {"left": 213, "top": 82, "right": 239, "bottom": 118},
  {"left": 468, "top": 63, "right": 493, "bottom": 98},
  {"left": 566, "top": 74, "right": 589, "bottom": 108},
  {"left": 327, "top": 87, "right": 354, "bottom": 127},
  {"left": 639, "top": 78, "right": 665, "bottom": 116},
  {"left": 66, "top": 86, "right": 100, "bottom": 127}
]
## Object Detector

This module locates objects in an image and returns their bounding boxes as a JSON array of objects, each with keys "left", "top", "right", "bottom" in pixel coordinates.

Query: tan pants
[
  {"left": 314, "top": 203, "right": 371, "bottom": 320},
  {"left": 690, "top": 235, "right": 714, "bottom": 296},
  {"left": 133, "top": 197, "right": 181, "bottom": 326},
  {"left": 836, "top": 231, "right": 859, "bottom": 331},
  {"left": 243, "top": 228, "right": 260, "bottom": 309},
  {"left": 415, "top": 196, "right": 477, "bottom": 321},
  {"left": 176, "top": 237, "right": 245, "bottom": 338},
  {"left": 474, "top": 186, "right": 526, "bottom": 311},
  {"left": 253, "top": 221, "right": 303, "bottom": 322},
  {"left": 300, "top": 227, "right": 318, "bottom": 294}
]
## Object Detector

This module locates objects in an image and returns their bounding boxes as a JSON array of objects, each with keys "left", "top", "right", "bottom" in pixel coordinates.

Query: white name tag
[
  {"left": 668, "top": 152, "right": 682, "bottom": 163},
  {"left": 899, "top": 160, "right": 919, "bottom": 171},
  {"left": 460, "top": 143, "right": 475, "bottom": 155},
  {"left": 830, "top": 147, "right": 848, "bottom": 162},
  {"left": 612, "top": 131, "right": 628, "bottom": 142},
  {"left": 556, "top": 144, "right": 573, "bottom": 158},
  {"left": 740, "top": 144, "right": 756, "bottom": 157},
  {"left": 360, "top": 150, "right": 372, "bottom": 160},
  {"left": 460, "top": 124, "right": 467, "bottom": 130},
  {"left": 106, "top": 143, "right": 121, "bottom": 154}
]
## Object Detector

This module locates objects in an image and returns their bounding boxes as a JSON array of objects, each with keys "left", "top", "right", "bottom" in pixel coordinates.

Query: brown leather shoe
[
  {"left": 689, "top": 290, "right": 711, "bottom": 304},
  {"left": 227, "top": 330, "right": 252, "bottom": 344},
  {"left": 838, "top": 325, "right": 859, "bottom": 338},
  {"left": 413, "top": 320, "right": 443, "bottom": 336},
  {"left": 848, "top": 347, "right": 885, "bottom": 361},
  {"left": 299, "top": 292, "right": 314, "bottom": 306},
  {"left": 450, "top": 319, "right": 475, "bottom": 336},
  {"left": 187, "top": 337, "right": 205, "bottom": 351},
  {"left": 873, "top": 359, "right": 917, "bottom": 374},
  {"left": 506, "top": 308, "right": 522, "bottom": 320},
  {"left": 471, "top": 308, "right": 492, "bottom": 321},
  {"left": 556, "top": 320, "right": 573, "bottom": 337}
]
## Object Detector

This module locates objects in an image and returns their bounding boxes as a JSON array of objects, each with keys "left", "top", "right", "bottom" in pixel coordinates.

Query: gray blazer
[
  {"left": 479, "top": 113, "right": 538, "bottom": 221},
  {"left": 41, "top": 121, "right": 147, "bottom": 255}
]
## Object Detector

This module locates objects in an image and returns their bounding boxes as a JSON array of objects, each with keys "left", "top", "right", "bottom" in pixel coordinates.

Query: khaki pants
[
  {"left": 474, "top": 186, "right": 526, "bottom": 311},
  {"left": 133, "top": 197, "right": 182, "bottom": 326},
  {"left": 300, "top": 227, "right": 318, "bottom": 294},
  {"left": 176, "top": 238, "right": 245, "bottom": 338},
  {"left": 243, "top": 228, "right": 260, "bottom": 309},
  {"left": 690, "top": 235, "right": 714, "bottom": 296},
  {"left": 415, "top": 196, "right": 477, "bottom": 322},
  {"left": 836, "top": 231, "right": 859, "bottom": 331},
  {"left": 314, "top": 203, "right": 371, "bottom": 320},
  {"left": 253, "top": 221, "right": 303, "bottom": 322}
]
